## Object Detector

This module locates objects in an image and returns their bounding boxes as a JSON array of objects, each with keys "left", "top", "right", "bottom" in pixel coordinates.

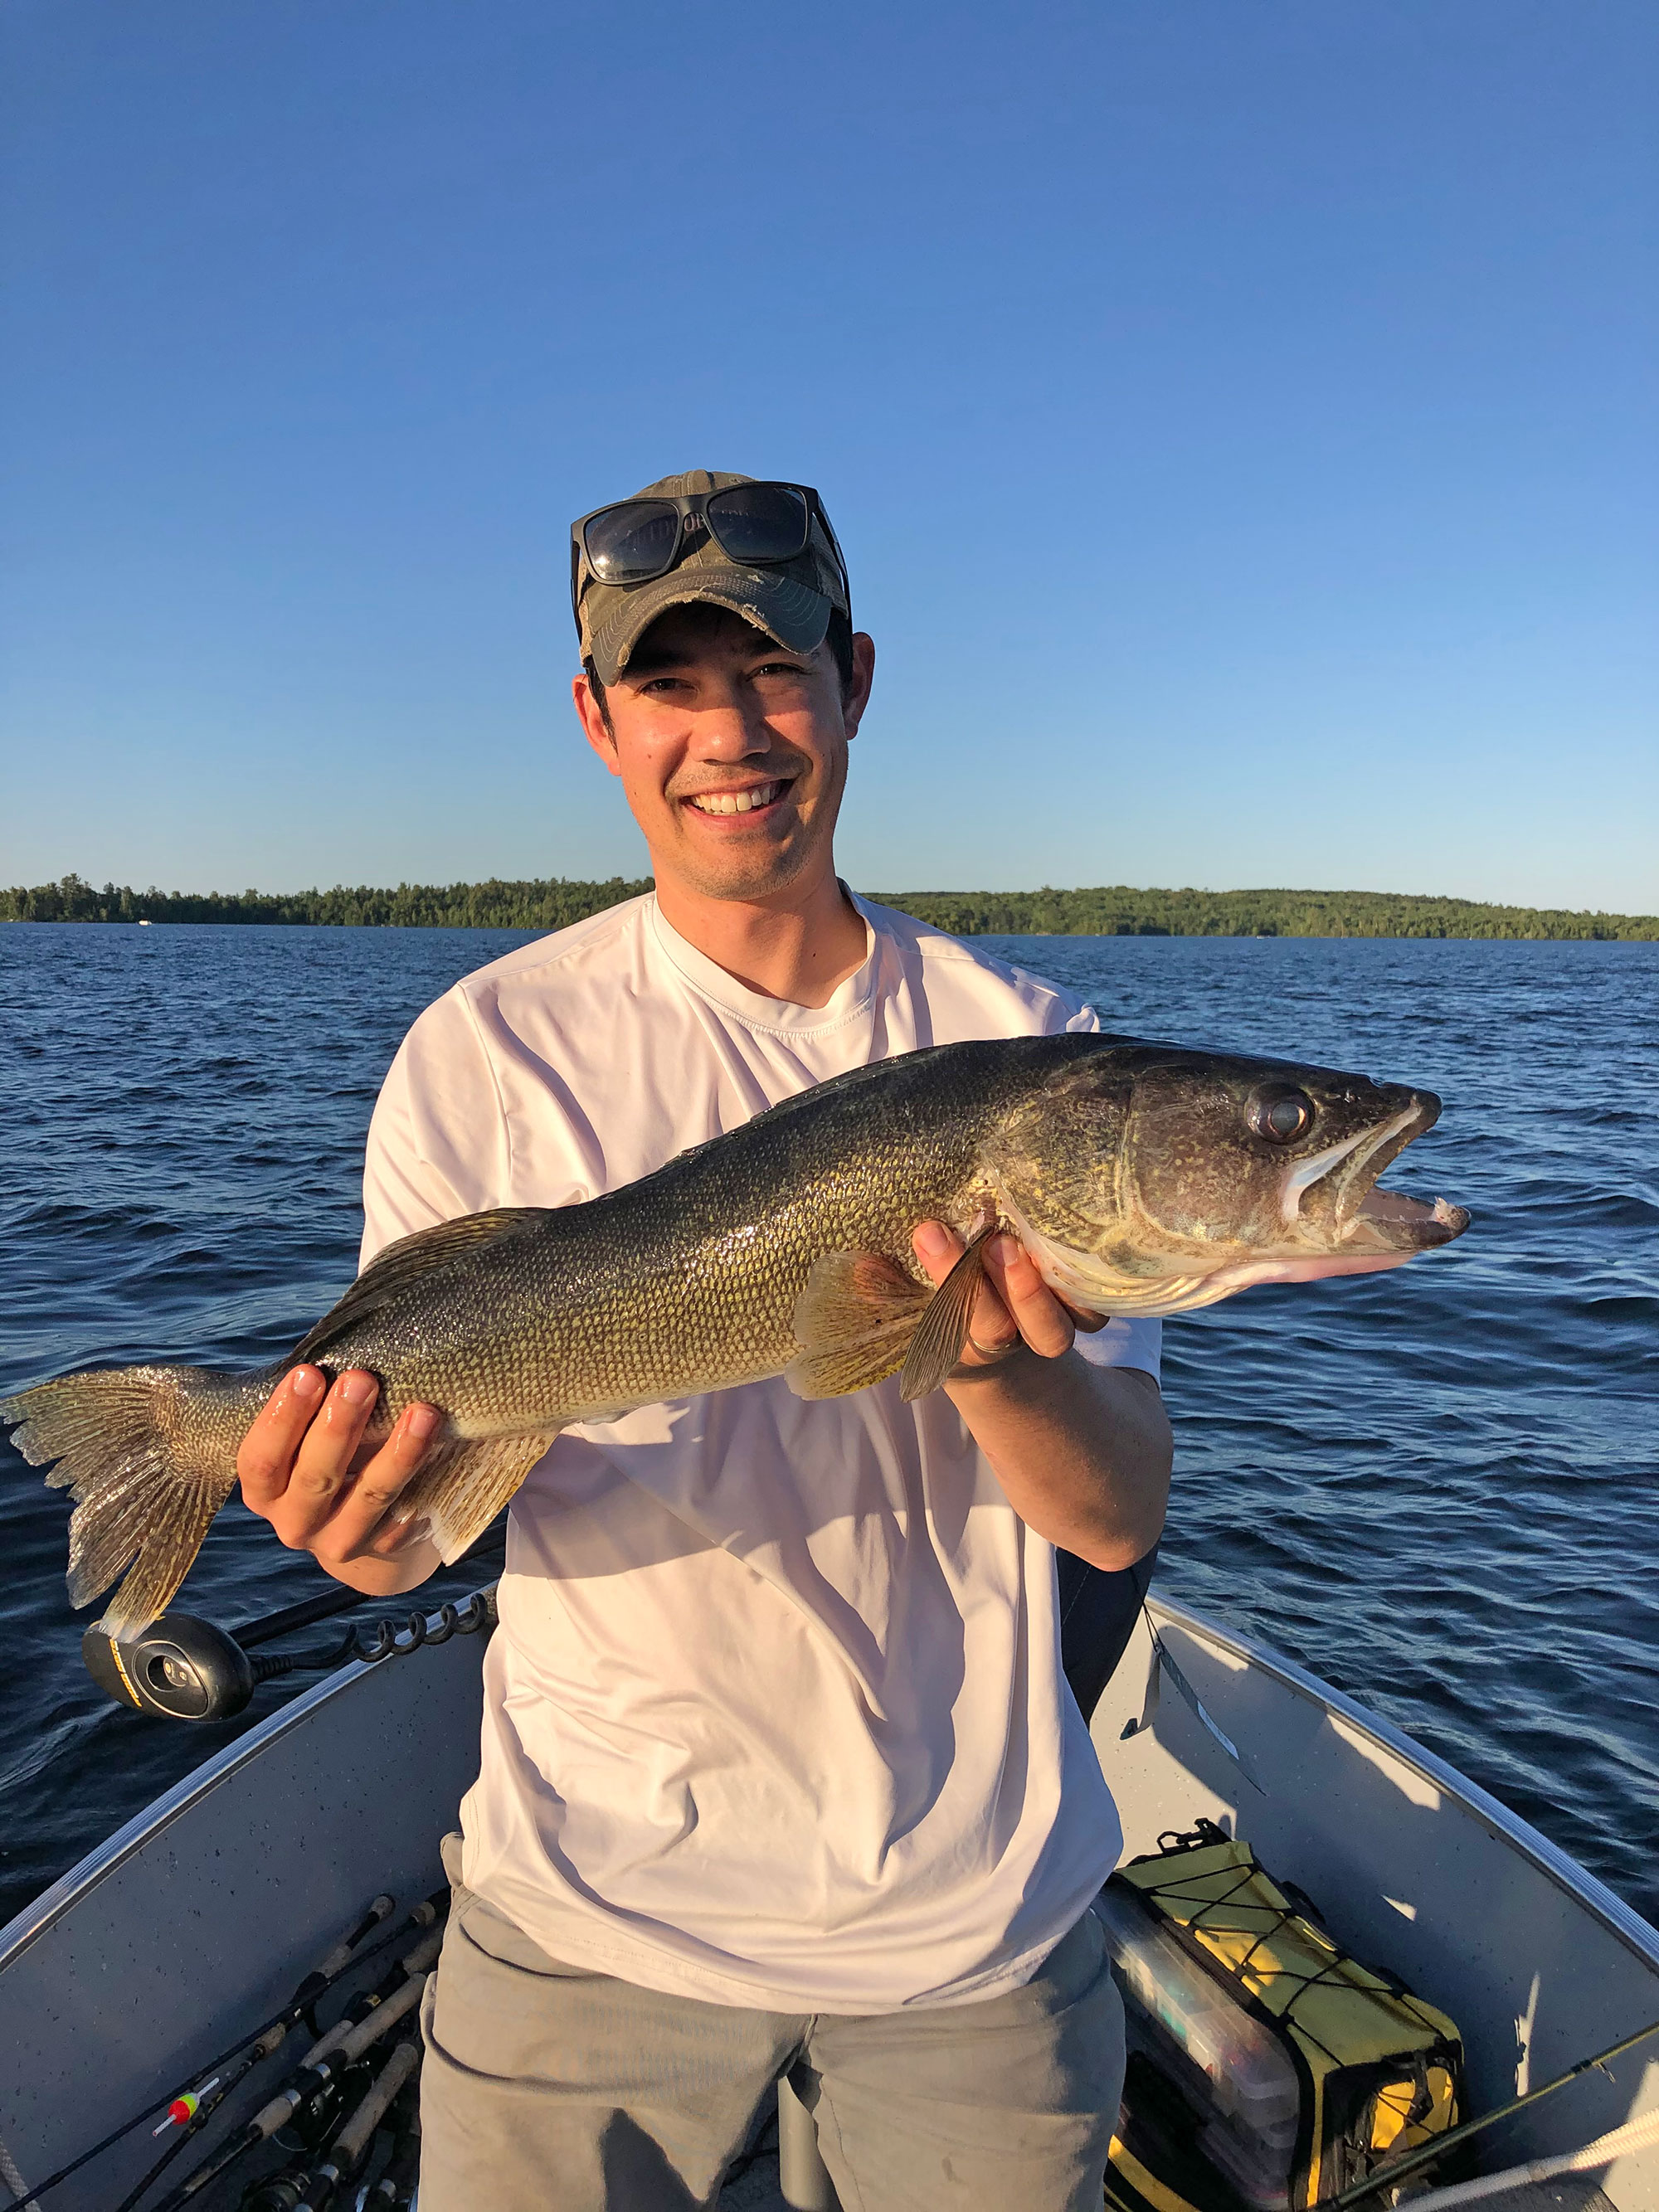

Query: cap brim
[{"left": 587, "top": 566, "right": 833, "bottom": 687}]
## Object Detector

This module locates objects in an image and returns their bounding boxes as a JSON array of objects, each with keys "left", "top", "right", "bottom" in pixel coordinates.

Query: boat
[{"left": 1, "top": 1581, "right": 1655, "bottom": 2212}]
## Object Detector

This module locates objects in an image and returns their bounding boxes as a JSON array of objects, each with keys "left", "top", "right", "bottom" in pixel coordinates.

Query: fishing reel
[
  {"left": 83, "top": 1613, "right": 267, "bottom": 1721},
  {"left": 82, "top": 1573, "right": 502, "bottom": 1721}
]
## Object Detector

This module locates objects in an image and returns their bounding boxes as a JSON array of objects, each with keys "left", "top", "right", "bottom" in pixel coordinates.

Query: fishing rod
[
  {"left": 109, "top": 2025, "right": 289, "bottom": 2212},
  {"left": 244, "top": 2039, "right": 421, "bottom": 2212},
  {"left": 231, "top": 1529, "right": 507, "bottom": 1651},
  {"left": 0, "top": 1891, "right": 444, "bottom": 2212},
  {"left": 1315, "top": 2013, "right": 1659, "bottom": 2210},
  {"left": 148, "top": 1954, "right": 435, "bottom": 2208},
  {"left": 353, "top": 2084, "right": 420, "bottom": 2212}
]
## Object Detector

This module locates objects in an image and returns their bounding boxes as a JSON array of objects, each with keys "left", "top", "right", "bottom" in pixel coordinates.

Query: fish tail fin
[
  {"left": 1, "top": 1365, "right": 252, "bottom": 1637},
  {"left": 384, "top": 1430, "right": 560, "bottom": 1563}
]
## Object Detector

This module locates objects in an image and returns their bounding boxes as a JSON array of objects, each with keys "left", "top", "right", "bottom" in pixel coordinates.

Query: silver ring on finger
[{"left": 966, "top": 1328, "right": 1019, "bottom": 1363}]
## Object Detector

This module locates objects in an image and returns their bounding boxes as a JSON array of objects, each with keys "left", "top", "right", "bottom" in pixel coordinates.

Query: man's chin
[{"left": 669, "top": 825, "right": 816, "bottom": 906}]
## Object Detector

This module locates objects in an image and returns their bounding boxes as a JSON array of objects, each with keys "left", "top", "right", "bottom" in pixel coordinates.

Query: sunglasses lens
[
  {"left": 583, "top": 501, "right": 680, "bottom": 586},
  {"left": 705, "top": 484, "right": 810, "bottom": 565}
]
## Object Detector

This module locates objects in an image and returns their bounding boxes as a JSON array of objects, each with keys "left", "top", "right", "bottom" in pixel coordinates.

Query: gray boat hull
[{"left": 1, "top": 1596, "right": 1654, "bottom": 2210}]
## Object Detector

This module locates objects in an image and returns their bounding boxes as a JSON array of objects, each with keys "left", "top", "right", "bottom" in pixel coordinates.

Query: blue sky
[{"left": 2, "top": 0, "right": 1655, "bottom": 912}]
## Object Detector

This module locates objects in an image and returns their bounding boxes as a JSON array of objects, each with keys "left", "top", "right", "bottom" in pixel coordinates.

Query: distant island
[{"left": 2, "top": 873, "right": 1654, "bottom": 940}]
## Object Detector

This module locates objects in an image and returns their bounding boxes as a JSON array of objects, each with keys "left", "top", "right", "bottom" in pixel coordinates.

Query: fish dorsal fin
[
  {"left": 899, "top": 1221, "right": 998, "bottom": 1403},
  {"left": 786, "top": 1251, "right": 931, "bottom": 1400},
  {"left": 289, "top": 1208, "right": 546, "bottom": 1369}
]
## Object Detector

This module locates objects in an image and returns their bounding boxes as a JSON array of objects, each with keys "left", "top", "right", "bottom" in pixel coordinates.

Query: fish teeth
[{"left": 688, "top": 781, "right": 781, "bottom": 816}]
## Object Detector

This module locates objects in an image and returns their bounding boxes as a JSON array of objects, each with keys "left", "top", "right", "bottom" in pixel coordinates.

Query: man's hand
[
  {"left": 911, "top": 1222, "right": 1106, "bottom": 1370},
  {"left": 237, "top": 1365, "right": 444, "bottom": 1596},
  {"left": 911, "top": 1222, "right": 1171, "bottom": 1571}
]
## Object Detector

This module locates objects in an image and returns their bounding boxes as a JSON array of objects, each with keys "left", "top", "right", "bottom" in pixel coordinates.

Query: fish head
[
  {"left": 1118, "top": 1048, "right": 1469, "bottom": 1259},
  {"left": 985, "top": 1036, "right": 1470, "bottom": 1315}
]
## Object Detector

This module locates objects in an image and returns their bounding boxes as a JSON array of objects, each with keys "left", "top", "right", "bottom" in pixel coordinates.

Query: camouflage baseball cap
[{"left": 572, "top": 469, "right": 850, "bottom": 688}]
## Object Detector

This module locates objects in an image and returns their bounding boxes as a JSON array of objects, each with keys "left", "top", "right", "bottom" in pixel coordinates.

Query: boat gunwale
[
  {"left": 2, "top": 1593, "right": 1652, "bottom": 1990},
  {"left": 0, "top": 1647, "right": 396, "bottom": 1977},
  {"left": 1146, "top": 1592, "right": 1659, "bottom": 1972}
]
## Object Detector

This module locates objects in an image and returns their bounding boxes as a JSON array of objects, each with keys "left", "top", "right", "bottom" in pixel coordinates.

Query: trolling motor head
[
  {"left": 81, "top": 1577, "right": 504, "bottom": 1720},
  {"left": 84, "top": 1612, "right": 257, "bottom": 1721}
]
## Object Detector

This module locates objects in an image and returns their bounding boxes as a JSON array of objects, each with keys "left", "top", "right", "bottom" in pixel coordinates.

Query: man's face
[{"left": 572, "top": 604, "right": 875, "bottom": 906}]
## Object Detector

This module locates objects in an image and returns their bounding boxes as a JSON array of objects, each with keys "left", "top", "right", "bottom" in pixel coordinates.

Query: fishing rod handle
[
  {"left": 271, "top": 1976, "right": 426, "bottom": 2148},
  {"left": 400, "top": 1927, "right": 443, "bottom": 1978},
  {"left": 358, "top": 2085, "right": 421, "bottom": 2210},
  {"left": 327, "top": 2044, "right": 421, "bottom": 2183},
  {"left": 299, "top": 1961, "right": 428, "bottom": 2074},
  {"left": 334, "top": 1971, "right": 426, "bottom": 2066},
  {"left": 287, "top": 1892, "right": 398, "bottom": 2013},
  {"left": 314, "top": 1897, "right": 396, "bottom": 1982}
]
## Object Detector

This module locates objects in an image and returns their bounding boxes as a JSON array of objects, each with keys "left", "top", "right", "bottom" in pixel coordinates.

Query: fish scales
[
  {"left": 1, "top": 1033, "right": 1468, "bottom": 1638},
  {"left": 322, "top": 1038, "right": 1014, "bottom": 1431}
]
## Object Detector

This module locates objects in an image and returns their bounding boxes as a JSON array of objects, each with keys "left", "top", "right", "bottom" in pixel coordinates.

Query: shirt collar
[{"left": 647, "top": 888, "right": 880, "bottom": 1038}]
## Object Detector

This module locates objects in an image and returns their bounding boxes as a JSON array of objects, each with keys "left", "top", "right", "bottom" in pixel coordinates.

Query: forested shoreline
[{"left": 2, "top": 872, "right": 1653, "bottom": 940}]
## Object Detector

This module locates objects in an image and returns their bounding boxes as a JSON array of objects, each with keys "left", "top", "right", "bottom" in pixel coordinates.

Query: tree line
[
  {"left": 0, "top": 874, "right": 654, "bottom": 930},
  {"left": 2, "top": 873, "right": 1653, "bottom": 940},
  {"left": 878, "top": 886, "right": 1658, "bottom": 941}
]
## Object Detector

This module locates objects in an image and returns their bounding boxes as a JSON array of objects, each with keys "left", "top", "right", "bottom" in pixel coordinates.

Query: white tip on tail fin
[{"left": 0, "top": 1365, "right": 248, "bottom": 1639}]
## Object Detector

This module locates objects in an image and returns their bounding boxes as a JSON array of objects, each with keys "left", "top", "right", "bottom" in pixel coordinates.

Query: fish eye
[{"left": 1249, "top": 1089, "right": 1316, "bottom": 1144}]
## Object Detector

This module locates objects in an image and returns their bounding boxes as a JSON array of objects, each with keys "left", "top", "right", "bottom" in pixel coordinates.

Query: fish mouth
[{"left": 1321, "top": 1093, "right": 1471, "bottom": 1251}]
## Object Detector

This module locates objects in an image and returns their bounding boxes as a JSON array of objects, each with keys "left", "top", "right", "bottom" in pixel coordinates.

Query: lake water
[{"left": 1, "top": 922, "right": 1655, "bottom": 1934}]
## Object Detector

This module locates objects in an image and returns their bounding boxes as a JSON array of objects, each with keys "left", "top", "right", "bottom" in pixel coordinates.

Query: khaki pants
[{"left": 420, "top": 1848, "right": 1124, "bottom": 2212}]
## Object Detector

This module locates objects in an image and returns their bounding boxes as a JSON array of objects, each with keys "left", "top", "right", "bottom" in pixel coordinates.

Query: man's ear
[
  {"left": 843, "top": 632, "right": 876, "bottom": 741},
  {"left": 572, "top": 673, "right": 622, "bottom": 776}
]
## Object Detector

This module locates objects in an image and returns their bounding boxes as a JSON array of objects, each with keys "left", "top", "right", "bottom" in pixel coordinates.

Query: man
[{"left": 237, "top": 471, "right": 1173, "bottom": 2210}]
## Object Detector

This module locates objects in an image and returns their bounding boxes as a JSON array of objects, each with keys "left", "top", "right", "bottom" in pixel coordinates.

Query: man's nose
[{"left": 689, "top": 696, "right": 770, "bottom": 757}]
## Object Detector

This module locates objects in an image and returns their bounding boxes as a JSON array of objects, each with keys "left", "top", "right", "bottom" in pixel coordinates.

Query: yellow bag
[{"left": 1101, "top": 1821, "right": 1464, "bottom": 2212}]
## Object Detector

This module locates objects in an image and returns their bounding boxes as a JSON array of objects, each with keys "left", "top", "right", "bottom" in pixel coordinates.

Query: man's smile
[{"left": 680, "top": 776, "right": 795, "bottom": 819}]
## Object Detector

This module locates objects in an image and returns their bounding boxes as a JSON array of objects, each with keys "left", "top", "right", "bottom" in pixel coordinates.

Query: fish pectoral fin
[
  {"left": 385, "top": 1428, "right": 559, "bottom": 1563},
  {"left": 290, "top": 1208, "right": 548, "bottom": 1369},
  {"left": 786, "top": 1250, "right": 932, "bottom": 1400},
  {"left": 899, "top": 1222, "right": 998, "bottom": 1403}
]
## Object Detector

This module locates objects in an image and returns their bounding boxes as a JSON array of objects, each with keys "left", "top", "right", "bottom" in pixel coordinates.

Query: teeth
[{"left": 689, "top": 781, "right": 781, "bottom": 816}]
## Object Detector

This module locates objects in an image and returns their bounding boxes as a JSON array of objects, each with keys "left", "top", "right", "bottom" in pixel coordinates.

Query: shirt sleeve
[
  {"left": 1071, "top": 1315, "right": 1162, "bottom": 1380},
  {"left": 360, "top": 988, "right": 513, "bottom": 1268}
]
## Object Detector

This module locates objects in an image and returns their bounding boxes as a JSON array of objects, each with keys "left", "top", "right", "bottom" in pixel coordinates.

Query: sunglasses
[{"left": 569, "top": 481, "right": 848, "bottom": 617}]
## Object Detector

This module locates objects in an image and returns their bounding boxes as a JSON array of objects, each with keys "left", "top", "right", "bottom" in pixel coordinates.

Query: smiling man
[{"left": 236, "top": 470, "right": 1172, "bottom": 2210}]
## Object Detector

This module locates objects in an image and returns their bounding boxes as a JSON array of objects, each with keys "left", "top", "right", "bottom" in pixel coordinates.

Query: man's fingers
[
  {"left": 269, "top": 1369, "right": 383, "bottom": 1542},
  {"left": 309, "top": 1403, "right": 443, "bottom": 1564},
  {"left": 912, "top": 1220, "right": 964, "bottom": 1287},
  {"left": 912, "top": 1222, "right": 1021, "bottom": 1369},
  {"left": 983, "top": 1236, "right": 1075, "bottom": 1360},
  {"left": 237, "top": 1365, "right": 328, "bottom": 1510},
  {"left": 911, "top": 1222, "right": 1083, "bottom": 1366}
]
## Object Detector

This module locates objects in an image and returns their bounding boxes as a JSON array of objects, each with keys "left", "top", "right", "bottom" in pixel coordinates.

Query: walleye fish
[{"left": 2, "top": 1033, "right": 1469, "bottom": 1639}]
